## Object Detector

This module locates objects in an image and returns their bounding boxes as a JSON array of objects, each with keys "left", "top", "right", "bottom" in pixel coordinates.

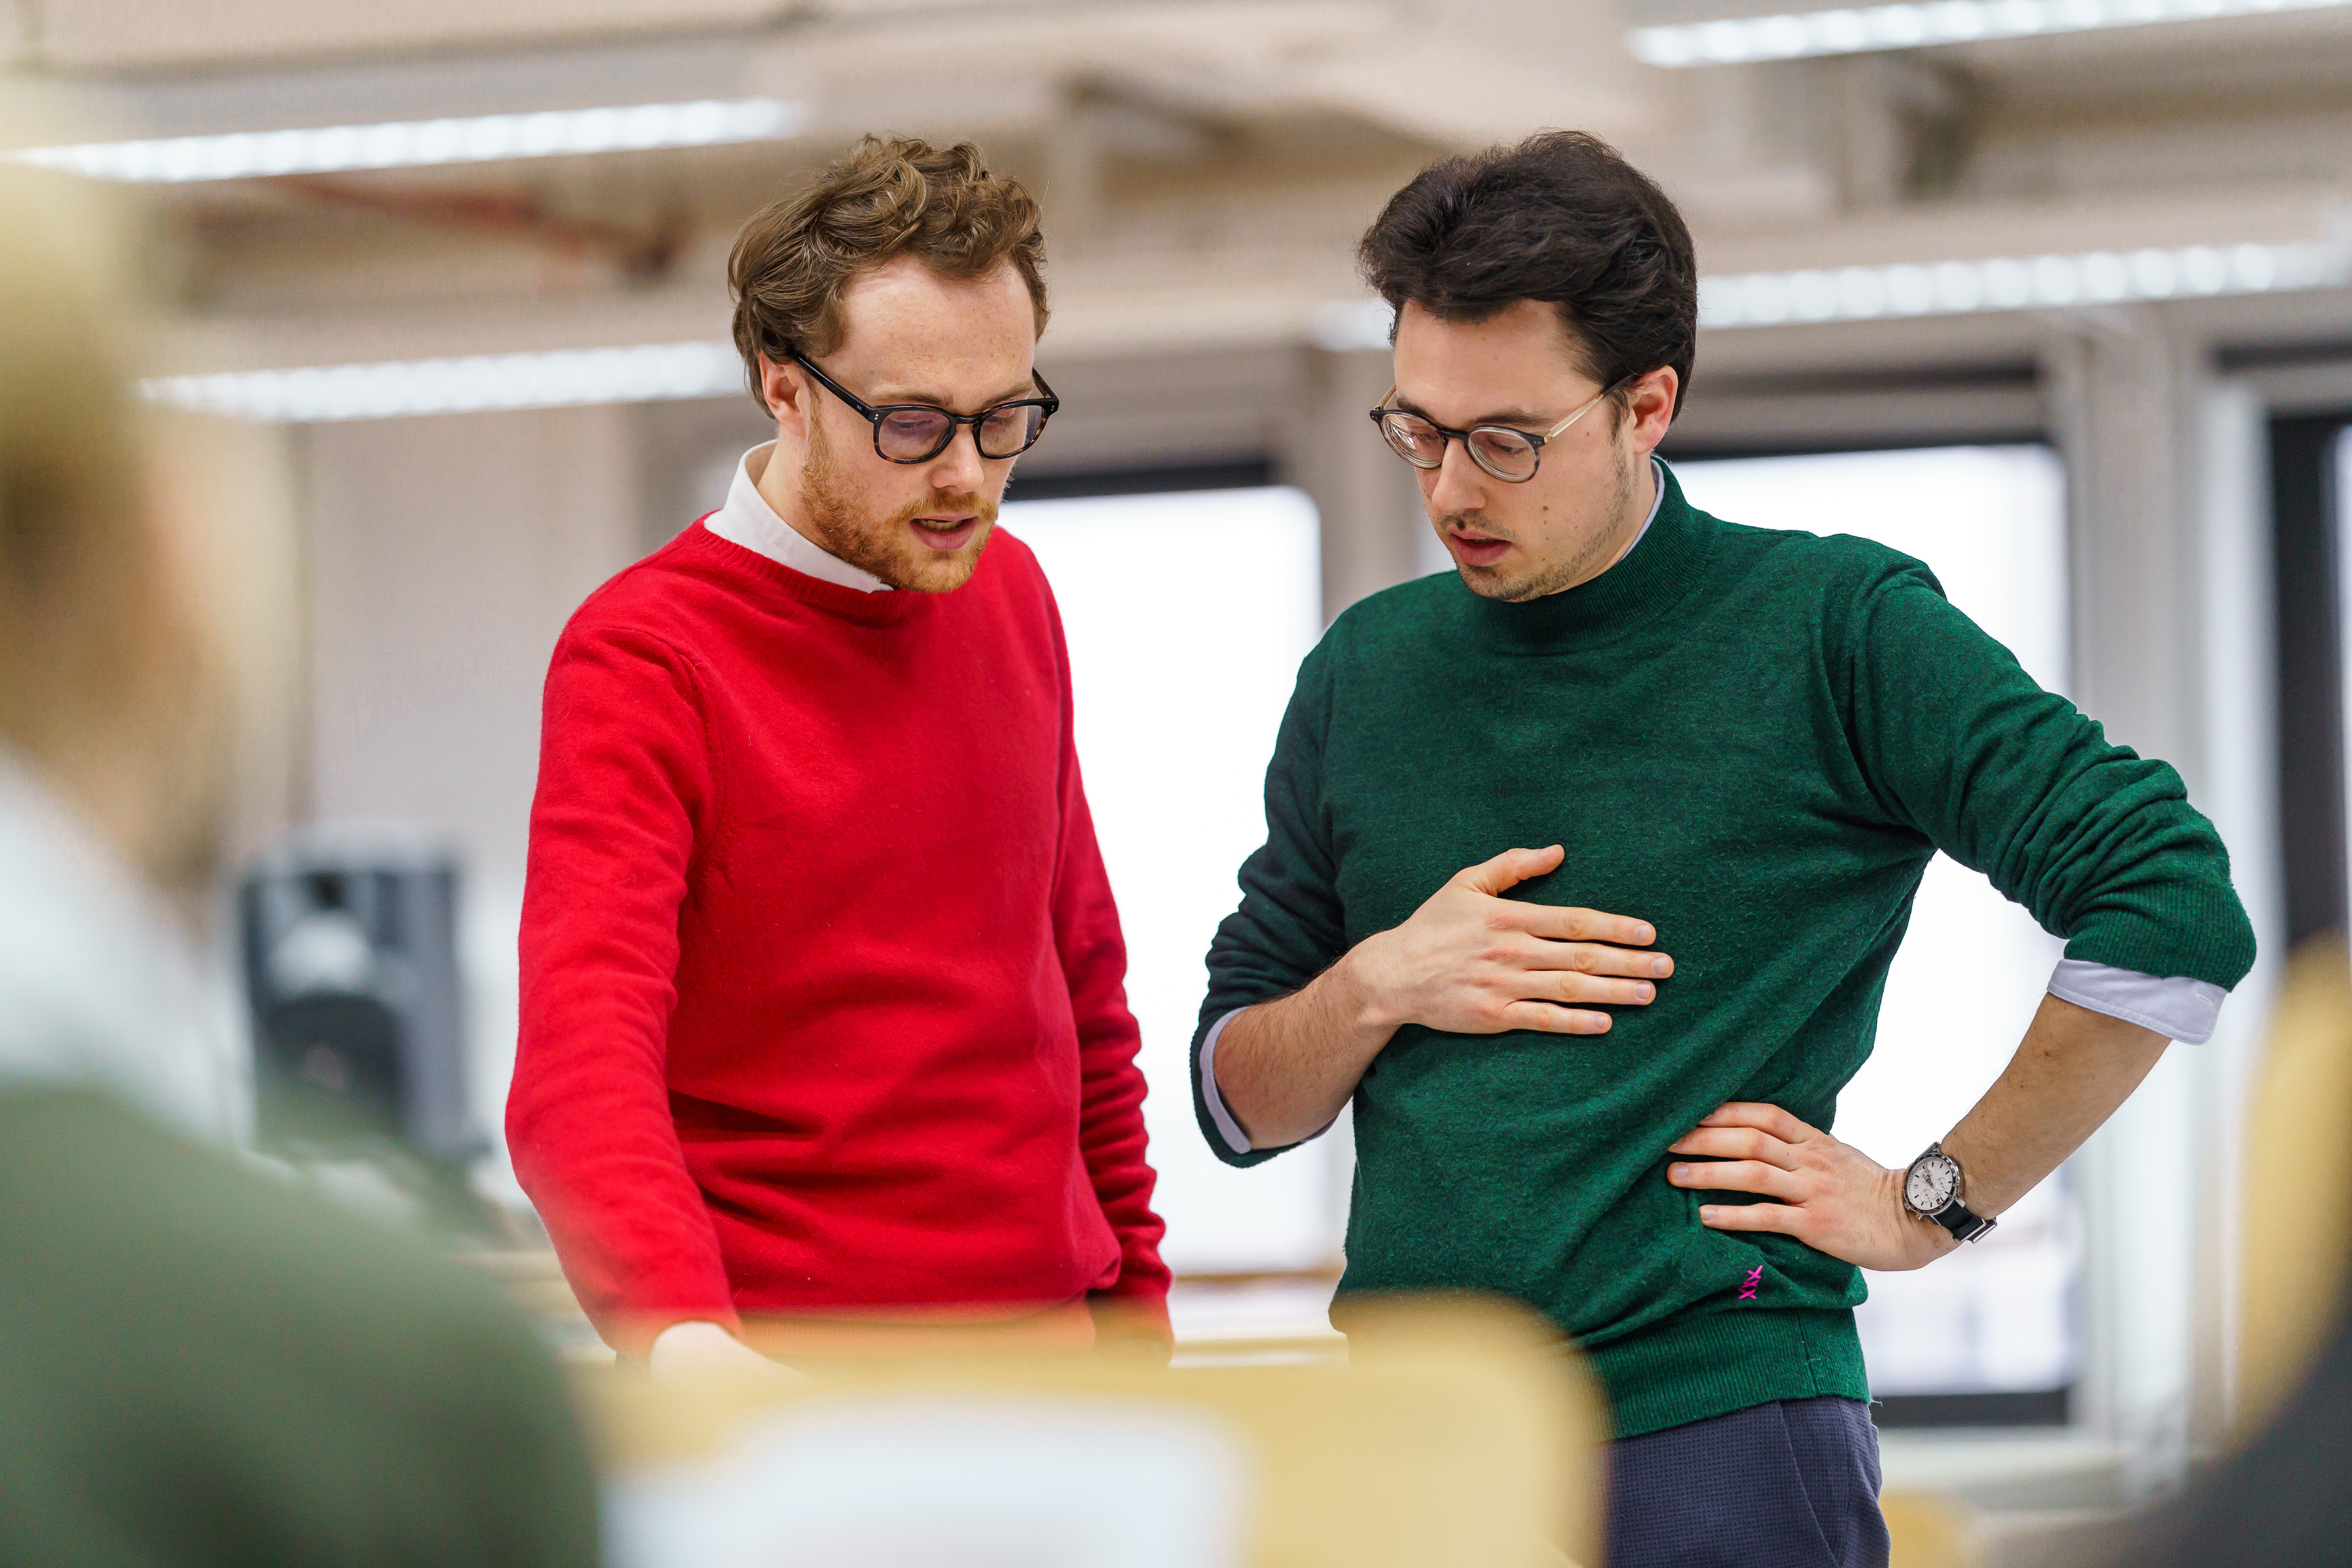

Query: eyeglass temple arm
[
  {"left": 788, "top": 351, "right": 878, "bottom": 419},
  {"left": 1369, "top": 379, "right": 1630, "bottom": 439},
  {"left": 797, "top": 350, "right": 1055, "bottom": 419}
]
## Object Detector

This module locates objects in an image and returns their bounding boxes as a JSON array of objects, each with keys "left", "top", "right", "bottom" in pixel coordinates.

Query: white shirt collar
[
  {"left": 1630, "top": 455, "right": 1667, "bottom": 550},
  {"left": 704, "top": 442, "right": 890, "bottom": 593}
]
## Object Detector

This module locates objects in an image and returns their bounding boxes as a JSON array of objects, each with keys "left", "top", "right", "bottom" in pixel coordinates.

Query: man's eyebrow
[
  {"left": 1390, "top": 394, "right": 1550, "bottom": 427},
  {"left": 866, "top": 377, "right": 1037, "bottom": 410}
]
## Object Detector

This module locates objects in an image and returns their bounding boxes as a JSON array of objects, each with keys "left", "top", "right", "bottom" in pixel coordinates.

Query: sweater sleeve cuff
[{"left": 2047, "top": 959, "right": 2228, "bottom": 1044}]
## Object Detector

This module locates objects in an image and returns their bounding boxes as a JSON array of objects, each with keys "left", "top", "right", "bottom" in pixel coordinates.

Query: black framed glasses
[
  {"left": 1368, "top": 381, "right": 1624, "bottom": 483},
  {"left": 791, "top": 352, "right": 1059, "bottom": 464}
]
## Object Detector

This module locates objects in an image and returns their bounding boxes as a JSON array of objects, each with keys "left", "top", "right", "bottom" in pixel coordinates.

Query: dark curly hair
[
  {"left": 1357, "top": 131, "right": 1697, "bottom": 419},
  {"left": 729, "top": 135, "right": 1047, "bottom": 412}
]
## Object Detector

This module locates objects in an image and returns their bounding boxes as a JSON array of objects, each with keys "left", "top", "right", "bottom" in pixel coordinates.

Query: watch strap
[
  {"left": 1907, "top": 1142, "right": 1999, "bottom": 1244},
  {"left": 1932, "top": 1201, "right": 1998, "bottom": 1243}
]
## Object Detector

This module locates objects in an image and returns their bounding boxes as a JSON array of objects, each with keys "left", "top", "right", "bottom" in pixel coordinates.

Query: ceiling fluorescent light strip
[
  {"left": 13, "top": 98, "right": 805, "bottom": 183},
  {"left": 145, "top": 342, "right": 743, "bottom": 422},
  {"left": 1317, "top": 240, "right": 2343, "bottom": 348},
  {"left": 1631, "top": 0, "right": 2352, "bottom": 65},
  {"left": 1697, "top": 240, "right": 2347, "bottom": 327},
  {"left": 149, "top": 241, "right": 2347, "bottom": 421}
]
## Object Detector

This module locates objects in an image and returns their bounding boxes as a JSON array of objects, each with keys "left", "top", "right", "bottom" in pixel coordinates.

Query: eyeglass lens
[
  {"left": 876, "top": 403, "right": 1045, "bottom": 462},
  {"left": 1378, "top": 413, "right": 1540, "bottom": 481}
]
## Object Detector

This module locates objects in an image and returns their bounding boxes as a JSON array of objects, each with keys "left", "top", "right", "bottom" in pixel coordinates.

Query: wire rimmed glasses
[
  {"left": 792, "top": 351, "right": 1060, "bottom": 465},
  {"left": 1368, "top": 381, "right": 1622, "bottom": 484}
]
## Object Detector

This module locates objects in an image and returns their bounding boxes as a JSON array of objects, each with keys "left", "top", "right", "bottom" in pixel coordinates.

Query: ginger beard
[{"left": 798, "top": 413, "right": 999, "bottom": 593}]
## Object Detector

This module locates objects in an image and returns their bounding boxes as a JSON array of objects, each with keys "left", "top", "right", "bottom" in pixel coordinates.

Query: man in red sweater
[{"left": 508, "top": 136, "right": 1169, "bottom": 1376}]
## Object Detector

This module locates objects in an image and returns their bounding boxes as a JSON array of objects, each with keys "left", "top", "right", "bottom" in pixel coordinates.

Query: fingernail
[
  {"left": 1635, "top": 924, "right": 1655, "bottom": 942},
  {"left": 1636, "top": 982, "right": 1655, "bottom": 1001},
  {"left": 1651, "top": 956, "right": 1671, "bottom": 976},
  {"left": 1670, "top": 1163, "right": 1687, "bottom": 1178},
  {"left": 1700, "top": 1206, "right": 1717, "bottom": 1221}
]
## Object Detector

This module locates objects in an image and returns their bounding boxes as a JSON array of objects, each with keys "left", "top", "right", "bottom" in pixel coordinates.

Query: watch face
[{"left": 1905, "top": 1153, "right": 1959, "bottom": 1214}]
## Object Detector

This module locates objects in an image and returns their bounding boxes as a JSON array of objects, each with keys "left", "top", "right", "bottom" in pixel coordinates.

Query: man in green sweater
[{"left": 1193, "top": 132, "right": 2254, "bottom": 1568}]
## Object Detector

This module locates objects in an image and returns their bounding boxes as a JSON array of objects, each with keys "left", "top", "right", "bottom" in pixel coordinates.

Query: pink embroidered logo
[{"left": 1738, "top": 1265, "right": 1764, "bottom": 1301}]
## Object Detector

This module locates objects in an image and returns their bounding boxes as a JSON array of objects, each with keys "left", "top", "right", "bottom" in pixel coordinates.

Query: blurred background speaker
[{"left": 239, "top": 825, "right": 479, "bottom": 1164}]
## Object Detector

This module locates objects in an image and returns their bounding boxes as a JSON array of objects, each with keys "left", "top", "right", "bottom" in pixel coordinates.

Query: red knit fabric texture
[{"left": 509, "top": 521, "right": 1169, "bottom": 1356}]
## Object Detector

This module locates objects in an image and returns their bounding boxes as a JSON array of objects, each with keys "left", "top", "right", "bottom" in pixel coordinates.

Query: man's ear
[
  {"left": 760, "top": 356, "right": 808, "bottom": 437},
  {"left": 1623, "top": 367, "right": 1679, "bottom": 455}
]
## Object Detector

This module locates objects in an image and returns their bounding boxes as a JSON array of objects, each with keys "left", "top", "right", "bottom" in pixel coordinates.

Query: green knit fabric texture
[
  {"left": 1195, "top": 461, "right": 2256, "bottom": 1439},
  {"left": 0, "top": 1089, "right": 603, "bottom": 1566}
]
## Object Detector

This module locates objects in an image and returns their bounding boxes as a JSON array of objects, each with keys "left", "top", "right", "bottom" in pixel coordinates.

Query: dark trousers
[{"left": 1604, "top": 1396, "right": 1890, "bottom": 1568}]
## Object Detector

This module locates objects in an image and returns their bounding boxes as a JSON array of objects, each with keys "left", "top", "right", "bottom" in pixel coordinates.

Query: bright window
[
  {"left": 1674, "top": 444, "right": 2076, "bottom": 1399},
  {"left": 1006, "top": 486, "right": 1339, "bottom": 1276}
]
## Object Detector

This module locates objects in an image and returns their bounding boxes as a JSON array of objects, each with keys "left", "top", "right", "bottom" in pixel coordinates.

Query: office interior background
[{"left": 9, "top": 0, "right": 2350, "bottom": 1556}]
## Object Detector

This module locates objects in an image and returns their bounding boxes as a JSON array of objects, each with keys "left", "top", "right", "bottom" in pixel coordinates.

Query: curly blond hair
[{"left": 728, "top": 135, "right": 1048, "bottom": 410}]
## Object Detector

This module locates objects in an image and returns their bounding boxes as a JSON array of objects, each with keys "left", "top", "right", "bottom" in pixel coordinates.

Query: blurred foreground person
[
  {"left": 1196, "top": 132, "right": 2253, "bottom": 1568},
  {"left": 509, "top": 136, "right": 1167, "bottom": 1375},
  {"left": 2123, "top": 1296, "right": 2352, "bottom": 1565},
  {"left": 0, "top": 154, "right": 600, "bottom": 1566},
  {"left": 2113, "top": 936, "right": 2350, "bottom": 1568}
]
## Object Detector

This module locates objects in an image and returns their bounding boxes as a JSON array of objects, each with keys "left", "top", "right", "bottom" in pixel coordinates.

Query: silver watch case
[{"left": 1902, "top": 1144, "right": 1964, "bottom": 1218}]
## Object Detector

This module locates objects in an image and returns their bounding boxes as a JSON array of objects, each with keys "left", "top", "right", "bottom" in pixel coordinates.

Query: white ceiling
[{"left": 5, "top": 0, "right": 2344, "bottom": 371}]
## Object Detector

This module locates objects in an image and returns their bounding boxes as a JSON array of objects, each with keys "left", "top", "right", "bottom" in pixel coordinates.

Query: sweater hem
[{"left": 1582, "top": 1305, "right": 1870, "bottom": 1440}]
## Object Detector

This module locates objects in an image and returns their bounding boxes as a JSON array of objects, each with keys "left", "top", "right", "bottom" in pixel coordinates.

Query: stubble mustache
[{"left": 897, "top": 490, "right": 998, "bottom": 535}]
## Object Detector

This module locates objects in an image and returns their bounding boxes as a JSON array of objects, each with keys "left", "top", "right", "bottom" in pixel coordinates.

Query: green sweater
[
  {"left": 0, "top": 1088, "right": 601, "bottom": 1567},
  {"left": 1194, "top": 462, "right": 2255, "bottom": 1439}
]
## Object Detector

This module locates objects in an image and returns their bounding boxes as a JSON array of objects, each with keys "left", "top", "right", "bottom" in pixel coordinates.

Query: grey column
[{"left": 1282, "top": 345, "right": 1430, "bottom": 623}]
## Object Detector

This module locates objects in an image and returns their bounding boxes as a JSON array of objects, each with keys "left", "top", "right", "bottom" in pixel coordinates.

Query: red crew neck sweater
[{"left": 508, "top": 521, "right": 1168, "bottom": 1355}]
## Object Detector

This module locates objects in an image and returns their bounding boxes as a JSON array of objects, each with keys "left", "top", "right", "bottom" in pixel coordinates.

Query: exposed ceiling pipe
[{"left": 272, "top": 173, "right": 682, "bottom": 283}]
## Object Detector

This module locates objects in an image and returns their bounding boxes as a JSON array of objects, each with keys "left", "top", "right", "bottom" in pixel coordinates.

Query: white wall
[{"left": 302, "top": 402, "right": 642, "bottom": 1187}]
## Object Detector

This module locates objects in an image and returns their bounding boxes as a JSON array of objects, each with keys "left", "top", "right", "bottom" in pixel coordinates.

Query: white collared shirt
[{"left": 703, "top": 442, "right": 891, "bottom": 593}]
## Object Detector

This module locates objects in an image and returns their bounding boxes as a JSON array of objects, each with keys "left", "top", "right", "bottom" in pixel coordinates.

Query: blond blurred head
[{"left": 0, "top": 143, "right": 290, "bottom": 892}]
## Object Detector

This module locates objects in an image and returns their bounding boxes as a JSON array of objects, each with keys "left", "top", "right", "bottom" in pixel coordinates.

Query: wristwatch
[{"left": 1902, "top": 1142, "right": 1998, "bottom": 1243}]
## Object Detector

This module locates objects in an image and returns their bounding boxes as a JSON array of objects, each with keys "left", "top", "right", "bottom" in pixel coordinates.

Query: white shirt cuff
[
  {"left": 2047, "top": 959, "right": 2227, "bottom": 1044},
  {"left": 1197, "top": 1008, "right": 1345, "bottom": 1155},
  {"left": 1198, "top": 1008, "right": 1256, "bottom": 1154}
]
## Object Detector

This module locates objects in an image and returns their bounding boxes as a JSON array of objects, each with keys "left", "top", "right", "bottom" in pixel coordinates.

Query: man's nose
[
  {"left": 1427, "top": 438, "right": 1488, "bottom": 515},
  {"left": 929, "top": 425, "right": 988, "bottom": 493}
]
